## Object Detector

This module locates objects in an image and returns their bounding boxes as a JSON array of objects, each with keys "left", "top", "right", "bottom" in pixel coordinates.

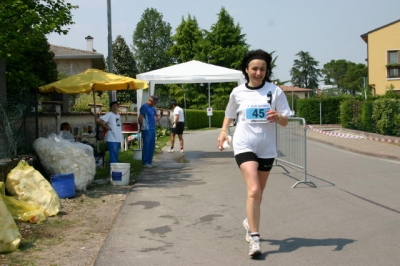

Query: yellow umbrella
[
  {"left": 39, "top": 69, "right": 148, "bottom": 147},
  {"left": 39, "top": 68, "right": 148, "bottom": 93}
]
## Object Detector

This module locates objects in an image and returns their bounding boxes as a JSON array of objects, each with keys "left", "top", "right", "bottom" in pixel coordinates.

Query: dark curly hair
[
  {"left": 60, "top": 122, "right": 70, "bottom": 131},
  {"left": 240, "top": 49, "right": 273, "bottom": 83}
]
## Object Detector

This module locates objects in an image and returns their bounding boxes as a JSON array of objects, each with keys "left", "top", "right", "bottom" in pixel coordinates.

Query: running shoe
[
  {"left": 249, "top": 236, "right": 261, "bottom": 257},
  {"left": 180, "top": 149, "right": 184, "bottom": 153},
  {"left": 143, "top": 164, "right": 154, "bottom": 169},
  {"left": 168, "top": 148, "right": 174, "bottom": 153},
  {"left": 242, "top": 218, "right": 252, "bottom": 243}
]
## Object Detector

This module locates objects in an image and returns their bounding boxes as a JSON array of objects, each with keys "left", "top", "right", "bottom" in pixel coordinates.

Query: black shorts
[
  {"left": 171, "top": 122, "right": 184, "bottom": 135},
  {"left": 235, "top": 152, "right": 275, "bottom": 172}
]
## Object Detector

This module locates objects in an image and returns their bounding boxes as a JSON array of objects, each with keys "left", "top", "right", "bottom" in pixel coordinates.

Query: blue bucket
[{"left": 51, "top": 173, "right": 76, "bottom": 198}]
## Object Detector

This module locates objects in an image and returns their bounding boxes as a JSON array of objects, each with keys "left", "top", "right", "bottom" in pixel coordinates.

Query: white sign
[{"left": 207, "top": 107, "right": 213, "bottom": 116}]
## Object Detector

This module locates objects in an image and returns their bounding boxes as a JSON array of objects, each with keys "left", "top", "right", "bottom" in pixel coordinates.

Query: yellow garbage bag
[
  {"left": 0, "top": 191, "right": 21, "bottom": 253},
  {"left": 5, "top": 160, "right": 60, "bottom": 217},
  {"left": 0, "top": 182, "right": 46, "bottom": 224}
]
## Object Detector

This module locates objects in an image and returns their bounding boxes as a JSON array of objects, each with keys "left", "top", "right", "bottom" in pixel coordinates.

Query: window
[{"left": 387, "top": 50, "right": 400, "bottom": 78}]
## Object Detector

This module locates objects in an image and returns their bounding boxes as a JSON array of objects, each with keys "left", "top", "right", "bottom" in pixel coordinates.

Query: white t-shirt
[
  {"left": 225, "top": 82, "right": 291, "bottom": 158},
  {"left": 173, "top": 106, "right": 185, "bottom": 122},
  {"left": 60, "top": 130, "right": 75, "bottom": 142},
  {"left": 99, "top": 112, "right": 123, "bottom": 142}
]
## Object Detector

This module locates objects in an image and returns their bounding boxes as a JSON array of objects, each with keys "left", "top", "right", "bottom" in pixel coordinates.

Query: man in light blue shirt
[{"left": 138, "top": 95, "right": 160, "bottom": 168}]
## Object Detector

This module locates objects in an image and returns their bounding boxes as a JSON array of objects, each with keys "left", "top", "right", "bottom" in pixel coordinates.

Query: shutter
[{"left": 397, "top": 50, "right": 400, "bottom": 63}]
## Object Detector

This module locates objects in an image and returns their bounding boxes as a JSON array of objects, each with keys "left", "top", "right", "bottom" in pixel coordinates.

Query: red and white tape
[{"left": 306, "top": 125, "right": 400, "bottom": 144}]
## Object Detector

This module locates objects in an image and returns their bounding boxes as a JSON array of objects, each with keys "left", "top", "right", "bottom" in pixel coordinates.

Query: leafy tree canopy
[
  {"left": 0, "top": 0, "right": 77, "bottom": 94},
  {"left": 169, "top": 15, "right": 204, "bottom": 63},
  {"left": 321, "top": 59, "right": 367, "bottom": 95},
  {"left": 291, "top": 51, "right": 321, "bottom": 91},
  {"left": 108, "top": 35, "right": 139, "bottom": 104},
  {"left": 132, "top": 7, "right": 174, "bottom": 72},
  {"left": 203, "top": 7, "right": 249, "bottom": 69}
]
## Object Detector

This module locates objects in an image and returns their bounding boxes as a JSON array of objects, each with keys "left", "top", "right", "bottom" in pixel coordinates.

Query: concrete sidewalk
[
  {"left": 306, "top": 125, "right": 400, "bottom": 161},
  {"left": 95, "top": 128, "right": 400, "bottom": 266}
]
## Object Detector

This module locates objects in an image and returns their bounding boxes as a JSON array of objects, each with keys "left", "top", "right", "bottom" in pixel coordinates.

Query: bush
[
  {"left": 372, "top": 98, "right": 399, "bottom": 136},
  {"left": 297, "top": 97, "right": 343, "bottom": 124},
  {"left": 184, "top": 110, "right": 225, "bottom": 129},
  {"left": 71, "top": 92, "right": 109, "bottom": 112}
]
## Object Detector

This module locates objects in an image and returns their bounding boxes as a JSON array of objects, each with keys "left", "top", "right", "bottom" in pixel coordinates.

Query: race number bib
[{"left": 245, "top": 104, "right": 271, "bottom": 123}]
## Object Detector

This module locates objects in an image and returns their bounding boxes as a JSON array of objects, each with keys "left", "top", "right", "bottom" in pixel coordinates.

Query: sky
[{"left": 47, "top": 0, "right": 400, "bottom": 85}]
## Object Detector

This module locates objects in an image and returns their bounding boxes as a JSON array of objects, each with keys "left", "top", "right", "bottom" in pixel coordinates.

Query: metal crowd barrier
[{"left": 275, "top": 117, "right": 316, "bottom": 188}]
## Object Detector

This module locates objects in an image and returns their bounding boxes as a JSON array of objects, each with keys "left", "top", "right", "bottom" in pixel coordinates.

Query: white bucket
[
  {"left": 110, "top": 163, "right": 130, "bottom": 186},
  {"left": 133, "top": 149, "right": 142, "bottom": 160}
]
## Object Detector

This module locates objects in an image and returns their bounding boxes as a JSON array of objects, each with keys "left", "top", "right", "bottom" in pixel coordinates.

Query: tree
[
  {"left": 342, "top": 63, "right": 367, "bottom": 95},
  {"left": 321, "top": 59, "right": 349, "bottom": 87},
  {"left": 0, "top": 0, "right": 77, "bottom": 95},
  {"left": 267, "top": 51, "right": 280, "bottom": 81},
  {"left": 108, "top": 35, "right": 139, "bottom": 104},
  {"left": 322, "top": 60, "right": 367, "bottom": 95},
  {"left": 169, "top": 15, "right": 204, "bottom": 63},
  {"left": 164, "top": 15, "right": 205, "bottom": 108},
  {"left": 197, "top": 7, "right": 249, "bottom": 110},
  {"left": 132, "top": 8, "right": 174, "bottom": 72},
  {"left": 5, "top": 34, "right": 57, "bottom": 96},
  {"left": 291, "top": 51, "right": 321, "bottom": 91},
  {"left": 202, "top": 7, "right": 248, "bottom": 69}
]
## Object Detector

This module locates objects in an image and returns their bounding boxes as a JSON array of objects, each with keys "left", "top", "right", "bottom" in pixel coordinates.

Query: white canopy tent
[{"left": 136, "top": 60, "right": 245, "bottom": 106}]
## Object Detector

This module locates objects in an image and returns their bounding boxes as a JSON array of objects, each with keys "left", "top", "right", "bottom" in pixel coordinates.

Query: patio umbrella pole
[{"left": 92, "top": 89, "right": 100, "bottom": 153}]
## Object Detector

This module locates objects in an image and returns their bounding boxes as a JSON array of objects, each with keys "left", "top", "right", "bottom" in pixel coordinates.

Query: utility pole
[
  {"left": 208, "top": 56, "right": 212, "bottom": 128},
  {"left": 107, "top": 0, "right": 114, "bottom": 101}
]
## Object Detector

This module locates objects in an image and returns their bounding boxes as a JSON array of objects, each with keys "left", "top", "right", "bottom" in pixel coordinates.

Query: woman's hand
[
  {"left": 217, "top": 130, "right": 230, "bottom": 151},
  {"left": 267, "top": 110, "right": 281, "bottom": 123}
]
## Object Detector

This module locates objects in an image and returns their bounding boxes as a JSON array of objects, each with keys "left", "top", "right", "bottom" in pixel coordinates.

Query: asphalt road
[{"left": 95, "top": 129, "right": 400, "bottom": 266}]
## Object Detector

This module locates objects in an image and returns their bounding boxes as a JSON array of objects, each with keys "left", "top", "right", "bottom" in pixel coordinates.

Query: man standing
[
  {"left": 138, "top": 95, "right": 160, "bottom": 168},
  {"left": 96, "top": 101, "right": 123, "bottom": 164},
  {"left": 168, "top": 100, "right": 185, "bottom": 153}
]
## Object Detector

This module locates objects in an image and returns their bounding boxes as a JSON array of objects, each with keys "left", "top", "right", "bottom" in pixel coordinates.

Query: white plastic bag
[{"left": 33, "top": 133, "right": 96, "bottom": 191}]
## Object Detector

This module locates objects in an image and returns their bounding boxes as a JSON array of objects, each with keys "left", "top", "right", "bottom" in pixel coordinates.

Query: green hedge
[
  {"left": 297, "top": 97, "right": 343, "bottom": 124},
  {"left": 184, "top": 109, "right": 225, "bottom": 129},
  {"left": 339, "top": 98, "right": 400, "bottom": 137},
  {"left": 184, "top": 97, "right": 400, "bottom": 137},
  {"left": 372, "top": 99, "right": 400, "bottom": 136}
]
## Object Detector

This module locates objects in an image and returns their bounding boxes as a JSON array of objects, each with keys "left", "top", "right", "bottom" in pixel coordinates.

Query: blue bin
[{"left": 51, "top": 173, "right": 76, "bottom": 198}]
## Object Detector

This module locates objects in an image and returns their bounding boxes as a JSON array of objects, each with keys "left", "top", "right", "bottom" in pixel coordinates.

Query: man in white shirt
[
  {"left": 168, "top": 101, "right": 185, "bottom": 153},
  {"left": 96, "top": 101, "right": 123, "bottom": 163}
]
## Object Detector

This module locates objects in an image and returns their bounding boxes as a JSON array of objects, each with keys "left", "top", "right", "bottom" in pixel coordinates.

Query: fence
[
  {"left": 0, "top": 94, "right": 38, "bottom": 160},
  {"left": 275, "top": 117, "right": 315, "bottom": 188},
  {"left": 228, "top": 117, "right": 315, "bottom": 188}
]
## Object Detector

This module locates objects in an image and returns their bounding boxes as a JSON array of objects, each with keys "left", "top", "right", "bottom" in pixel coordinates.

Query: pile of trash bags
[
  {"left": 0, "top": 160, "right": 60, "bottom": 253},
  {"left": 1, "top": 133, "right": 98, "bottom": 252},
  {"left": 33, "top": 133, "right": 96, "bottom": 191}
]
